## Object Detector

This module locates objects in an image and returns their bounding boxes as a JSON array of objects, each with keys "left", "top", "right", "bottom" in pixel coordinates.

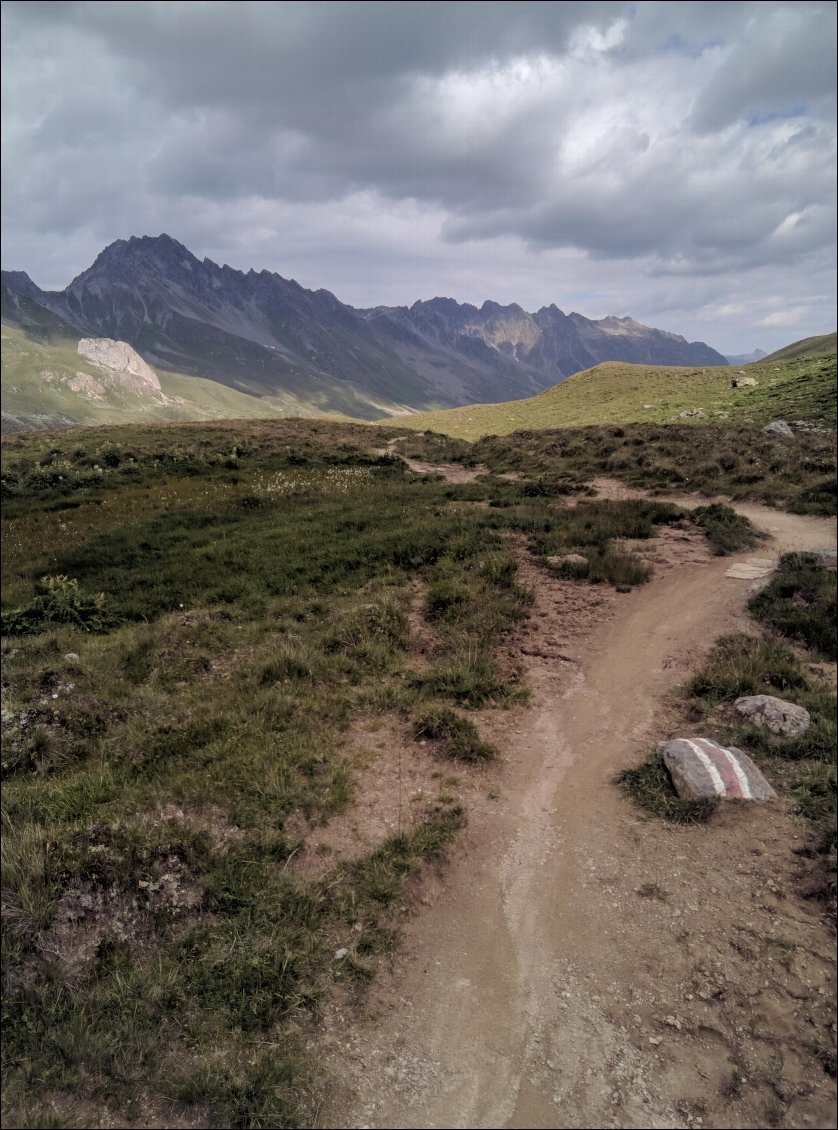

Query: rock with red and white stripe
[
  {"left": 734, "top": 695, "right": 811, "bottom": 737},
  {"left": 659, "top": 737, "right": 777, "bottom": 801}
]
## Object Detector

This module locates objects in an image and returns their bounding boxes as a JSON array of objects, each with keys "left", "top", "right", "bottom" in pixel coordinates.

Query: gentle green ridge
[
  {"left": 389, "top": 340, "right": 836, "bottom": 440},
  {"left": 1, "top": 325, "right": 306, "bottom": 431},
  {"left": 760, "top": 332, "right": 837, "bottom": 363}
]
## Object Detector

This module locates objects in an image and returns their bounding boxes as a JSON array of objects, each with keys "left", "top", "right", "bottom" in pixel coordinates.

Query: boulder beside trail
[
  {"left": 659, "top": 737, "right": 776, "bottom": 800},
  {"left": 734, "top": 695, "right": 811, "bottom": 737},
  {"left": 732, "top": 376, "right": 758, "bottom": 388}
]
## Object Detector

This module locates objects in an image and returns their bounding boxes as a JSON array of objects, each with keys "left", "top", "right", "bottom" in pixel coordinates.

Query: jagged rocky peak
[
  {"left": 68, "top": 233, "right": 201, "bottom": 290},
  {"left": 2, "top": 269, "right": 41, "bottom": 294},
  {"left": 77, "top": 338, "right": 162, "bottom": 393}
]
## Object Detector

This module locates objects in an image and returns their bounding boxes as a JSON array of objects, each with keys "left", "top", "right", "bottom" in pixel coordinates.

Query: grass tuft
[
  {"left": 616, "top": 756, "right": 718, "bottom": 824},
  {"left": 412, "top": 705, "right": 496, "bottom": 761},
  {"left": 690, "top": 503, "right": 762, "bottom": 555},
  {"left": 749, "top": 552, "right": 837, "bottom": 660}
]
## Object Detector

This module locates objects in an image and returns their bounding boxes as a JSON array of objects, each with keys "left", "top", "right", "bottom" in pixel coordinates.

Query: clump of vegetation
[
  {"left": 616, "top": 756, "right": 718, "bottom": 824},
  {"left": 470, "top": 423, "right": 837, "bottom": 515},
  {"left": 2, "top": 575, "right": 118, "bottom": 635},
  {"left": 412, "top": 705, "right": 496, "bottom": 761},
  {"left": 688, "top": 634, "right": 807, "bottom": 700},
  {"left": 481, "top": 496, "right": 684, "bottom": 588},
  {"left": 749, "top": 552, "right": 837, "bottom": 660},
  {"left": 410, "top": 653, "right": 524, "bottom": 707},
  {"left": 549, "top": 545, "right": 651, "bottom": 587},
  {"left": 690, "top": 502, "right": 763, "bottom": 555}
]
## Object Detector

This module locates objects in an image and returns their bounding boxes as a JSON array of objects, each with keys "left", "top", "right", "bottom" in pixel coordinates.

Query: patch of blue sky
[
  {"left": 661, "top": 33, "right": 723, "bottom": 58},
  {"left": 747, "top": 105, "right": 809, "bottom": 126}
]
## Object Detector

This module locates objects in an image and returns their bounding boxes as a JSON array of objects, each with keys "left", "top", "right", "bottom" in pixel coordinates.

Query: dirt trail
[{"left": 318, "top": 473, "right": 836, "bottom": 1130}]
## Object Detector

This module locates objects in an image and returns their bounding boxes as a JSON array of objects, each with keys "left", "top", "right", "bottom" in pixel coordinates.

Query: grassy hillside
[
  {"left": 391, "top": 344, "right": 836, "bottom": 440},
  {"left": 1, "top": 325, "right": 326, "bottom": 432},
  {"left": 760, "top": 332, "right": 837, "bottom": 363}
]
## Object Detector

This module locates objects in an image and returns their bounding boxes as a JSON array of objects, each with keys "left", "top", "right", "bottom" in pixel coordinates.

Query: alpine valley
[{"left": 1, "top": 233, "right": 728, "bottom": 432}]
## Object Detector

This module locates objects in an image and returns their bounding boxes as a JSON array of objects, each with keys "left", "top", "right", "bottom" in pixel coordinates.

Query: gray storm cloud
[{"left": 1, "top": 0, "right": 835, "bottom": 354}]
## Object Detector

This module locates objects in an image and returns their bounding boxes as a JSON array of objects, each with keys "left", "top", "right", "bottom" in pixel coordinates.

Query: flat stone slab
[
  {"left": 735, "top": 694, "right": 811, "bottom": 737},
  {"left": 659, "top": 737, "right": 777, "bottom": 801},
  {"left": 725, "top": 557, "right": 775, "bottom": 579}
]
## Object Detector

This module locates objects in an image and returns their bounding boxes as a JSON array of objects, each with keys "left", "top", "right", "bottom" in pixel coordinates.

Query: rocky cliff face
[
  {"left": 2, "top": 234, "right": 729, "bottom": 418},
  {"left": 77, "top": 338, "right": 163, "bottom": 395}
]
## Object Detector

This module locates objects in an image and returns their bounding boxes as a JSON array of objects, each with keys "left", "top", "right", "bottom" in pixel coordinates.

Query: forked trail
[{"left": 318, "top": 477, "right": 837, "bottom": 1130}]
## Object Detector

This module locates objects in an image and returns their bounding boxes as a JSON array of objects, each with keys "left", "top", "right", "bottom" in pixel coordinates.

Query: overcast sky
[{"left": 2, "top": 1, "right": 835, "bottom": 354}]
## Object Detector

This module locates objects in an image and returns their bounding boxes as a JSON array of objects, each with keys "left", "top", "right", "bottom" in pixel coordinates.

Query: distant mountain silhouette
[
  {"left": 725, "top": 349, "right": 767, "bottom": 365},
  {"left": 2, "top": 234, "right": 728, "bottom": 419}
]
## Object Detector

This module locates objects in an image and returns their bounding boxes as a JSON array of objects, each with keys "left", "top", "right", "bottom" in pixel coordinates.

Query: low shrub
[
  {"left": 2, "top": 576, "right": 118, "bottom": 636},
  {"left": 691, "top": 503, "right": 762, "bottom": 555},
  {"left": 616, "top": 755, "right": 717, "bottom": 824},
  {"left": 412, "top": 705, "right": 496, "bottom": 761},
  {"left": 749, "top": 552, "right": 837, "bottom": 660}
]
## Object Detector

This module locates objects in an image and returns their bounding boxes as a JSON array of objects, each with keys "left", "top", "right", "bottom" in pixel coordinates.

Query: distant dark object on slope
[{"left": 2, "top": 233, "right": 727, "bottom": 421}]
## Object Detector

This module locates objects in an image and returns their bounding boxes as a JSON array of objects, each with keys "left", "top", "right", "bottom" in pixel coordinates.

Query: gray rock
[
  {"left": 547, "top": 552, "right": 589, "bottom": 568},
  {"left": 679, "top": 408, "right": 705, "bottom": 418},
  {"left": 762, "top": 420, "right": 794, "bottom": 439},
  {"left": 734, "top": 695, "right": 811, "bottom": 737},
  {"left": 810, "top": 549, "right": 837, "bottom": 571},
  {"left": 659, "top": 737, "right": 777, "bottom": 800},
  {"left": 731, "top": 376, "right": 758, "bottom": 388},
  {"left": 334, "top": 947, "right": 348, "bottom": 961}
]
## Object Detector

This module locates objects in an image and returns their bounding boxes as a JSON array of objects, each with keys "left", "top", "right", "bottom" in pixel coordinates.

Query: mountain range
[
  {"left": 2, "top": 234, "right": 728, "bottom": 428},
  {"left": 725, "top": 349, "right": 767, "bottom": 365}
]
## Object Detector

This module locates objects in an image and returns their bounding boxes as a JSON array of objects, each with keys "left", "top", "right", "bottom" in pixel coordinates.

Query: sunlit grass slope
[
  {"left": 1, "top": 324, "right": 298, "bottom": 431},
  {"left": 390, "top": 343, "right": 836, "bottom": 440}
]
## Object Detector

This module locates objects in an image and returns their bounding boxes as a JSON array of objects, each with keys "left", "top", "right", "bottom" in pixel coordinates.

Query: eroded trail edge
[{"left": 317, "top": 486, "right": 837, "bottom": 1130}]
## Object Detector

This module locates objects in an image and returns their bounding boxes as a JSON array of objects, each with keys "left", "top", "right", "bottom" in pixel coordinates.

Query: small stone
[
  {"left": 735, "top": 694, "right": 811, "bottom": 737},
  {"left": 64, "top": 652, "right": 79, "bottom": 661},
  {"left": 648, "top": 1036, "right": 662, "bottom": 1046},
  {"left": 335, "top": 948, "right": 348, "bottom": 961}
]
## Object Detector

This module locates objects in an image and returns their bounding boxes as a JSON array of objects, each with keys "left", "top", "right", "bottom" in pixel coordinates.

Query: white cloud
[
  {"left": 758, "top": 307, "right": 809, "bottom": 327},
  {"left": 1, "top": 1, "right": 835, "bottom": 355}
]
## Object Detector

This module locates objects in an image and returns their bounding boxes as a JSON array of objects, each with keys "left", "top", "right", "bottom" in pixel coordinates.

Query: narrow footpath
[{"left": 318, "top": 478, "right": 837, "bottom": 1130}]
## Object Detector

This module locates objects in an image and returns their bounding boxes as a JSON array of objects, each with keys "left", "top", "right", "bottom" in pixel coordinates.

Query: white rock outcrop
[{"left": 77, "top": 338, "right": 163, "bottom": 396}]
